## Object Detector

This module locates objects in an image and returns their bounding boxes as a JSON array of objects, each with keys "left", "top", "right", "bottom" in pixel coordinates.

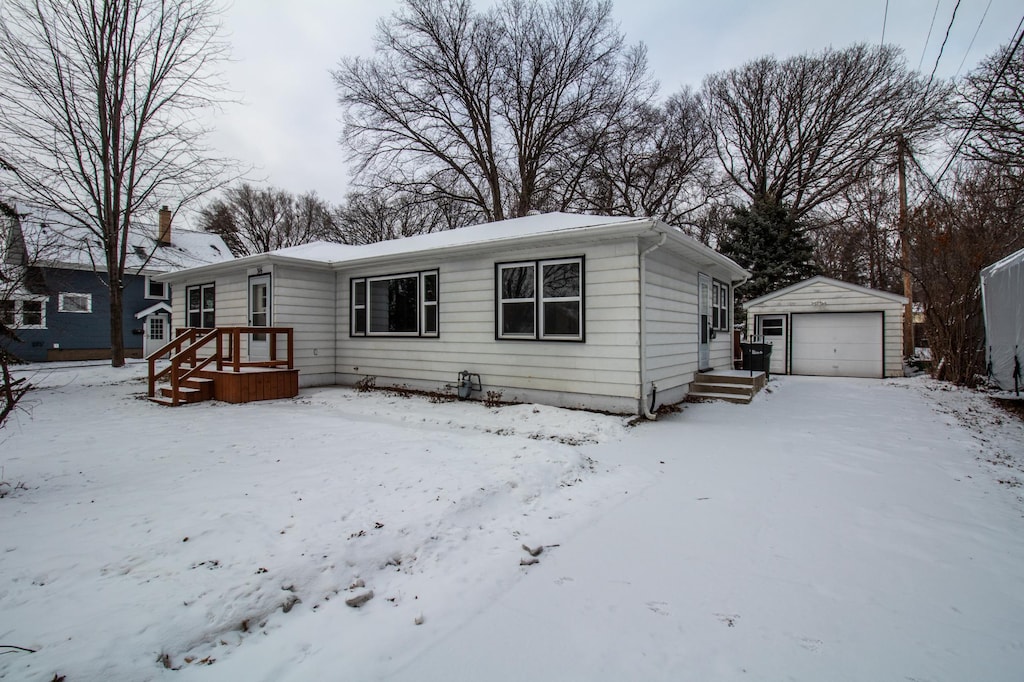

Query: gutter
[{"left": 639, "top": 230, "right": 667, "bottom": 420}]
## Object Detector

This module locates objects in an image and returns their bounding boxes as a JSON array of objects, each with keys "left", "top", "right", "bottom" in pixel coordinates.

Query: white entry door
[
  {"left": 143, "top": 313, "right": 171, "bottom": 358},
  {"left": 698, "top": 273, "right": 711, "bottom": 370},
  {"left": 248, "top": 274, "right": 271, "bottom": 361}
]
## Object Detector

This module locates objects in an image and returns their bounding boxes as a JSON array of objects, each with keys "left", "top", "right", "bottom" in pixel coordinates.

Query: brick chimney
[{"left": 157, "top": 205, "right": 172, "bottom": 245}]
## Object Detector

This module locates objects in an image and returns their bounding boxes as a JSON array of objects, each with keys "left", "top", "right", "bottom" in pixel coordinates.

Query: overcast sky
[{"left": 202, "top": 0, "right": 1023, "bottom": 216}]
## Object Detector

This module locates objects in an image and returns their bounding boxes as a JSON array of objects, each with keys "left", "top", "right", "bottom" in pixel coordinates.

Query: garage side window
[
  {"left": 350, "top": 270, "right": 438, "bottom": 337},
  {"left": 497, "top": 257, "right": 584, "bottom": 341}
]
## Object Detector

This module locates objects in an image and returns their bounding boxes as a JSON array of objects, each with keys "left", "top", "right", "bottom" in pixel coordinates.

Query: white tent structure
[{"left": 980, "top": 247, "right": 1024, "bottom": 394}]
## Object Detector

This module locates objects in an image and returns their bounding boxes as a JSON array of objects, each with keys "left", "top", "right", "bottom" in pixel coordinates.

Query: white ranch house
[
  {"left": 157, "top": 213, "right": 750, "bottom": 414},
  {"left": 743, "top": 276, "right": 908, "bottom": 379}
]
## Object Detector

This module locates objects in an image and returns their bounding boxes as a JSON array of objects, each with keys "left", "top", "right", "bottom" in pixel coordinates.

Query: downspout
[{"left": 639, "top": 231, "right": 667, "bottom": 420}]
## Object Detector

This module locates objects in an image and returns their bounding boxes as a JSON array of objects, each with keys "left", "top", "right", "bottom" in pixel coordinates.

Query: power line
[
  {"left": 935, "top": 16, "right": 1024, "bottom": 186},
  {"left": 954, "top": 0, "right": 992, "bottom": 77},
  {"left": 881, "top": 0, "right": 890, "bottom": 45},
  {"left": 918, "top": 0, "right": 943, "bottom": 71},
  {"left": 923, "top": 0, "right": 961, "bottom": 103}
]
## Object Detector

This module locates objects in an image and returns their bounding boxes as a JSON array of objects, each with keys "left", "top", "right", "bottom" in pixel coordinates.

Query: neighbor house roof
[
  {"left": 744, "top": 275, "right": 908, "bottom": 307},
  {"left": 19, "top": 221, "right": 233, "bottom": 274},
  {"left": 159, "top": 212, "right": 750, "bottom": 282}
]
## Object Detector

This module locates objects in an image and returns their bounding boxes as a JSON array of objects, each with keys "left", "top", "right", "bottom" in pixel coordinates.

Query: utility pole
[{"left": 897, "top": 133, "right": 914, "bottom": 358}]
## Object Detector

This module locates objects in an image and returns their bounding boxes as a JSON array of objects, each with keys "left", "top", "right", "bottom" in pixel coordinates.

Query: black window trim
[
  {"left": 495, "top": 255, "right": 586, "bottom": 343},
  {"left": 186, "top": 282, "right": 216, "bottom": 329},
  {"left": 712, "top": 279, "right": 730, "bottom": 331},
  {"left": 349, "top": 269, "right": 440, "bottom": 338}
]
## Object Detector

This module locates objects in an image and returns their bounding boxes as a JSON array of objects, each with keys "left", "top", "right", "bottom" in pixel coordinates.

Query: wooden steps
[{"left": 687, "top": 370, "right": 766, "bottom": 404}]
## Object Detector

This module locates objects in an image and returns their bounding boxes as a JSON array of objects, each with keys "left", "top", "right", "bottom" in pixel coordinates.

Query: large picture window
[
  {"left": 186, "top": 283, "right": 215, "bottom": 328},
  {"left": 497, "top": 257, "right": 584, "bottom": 341},
  {"left": 350, "top": 270, "right": 438, "bottom": 337}
]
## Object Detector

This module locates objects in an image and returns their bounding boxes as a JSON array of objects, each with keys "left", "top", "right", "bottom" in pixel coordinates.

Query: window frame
[
  {"left": 58, "top": 292, "right": 92, "bottom": 314},
  {"left": 496, "top": 256, "right": 585, "bottom": 342},
  {"left": 145, "top": 276, "right": 169, "bottom": 300},
  {"left": 712, "top": 279, "right": 730, "bottom": 331},
  {"left": 1, "top": 298, "right": 48, "bottom": 329},
  {"left": 349, "top": 269, "right": 439, "bottom": 338},
  {"left": 186, "top": 283, "right": 216, "bottom": 328}
]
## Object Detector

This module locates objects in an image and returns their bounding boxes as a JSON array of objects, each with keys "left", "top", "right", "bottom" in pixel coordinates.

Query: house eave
[{"left": 744, "top": 275, "right": 908, "bottom": 307}]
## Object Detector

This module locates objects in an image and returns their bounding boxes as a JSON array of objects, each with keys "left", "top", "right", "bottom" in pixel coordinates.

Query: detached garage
[{"left": 744, "top": 277, "right": 908, "bottom": 378}]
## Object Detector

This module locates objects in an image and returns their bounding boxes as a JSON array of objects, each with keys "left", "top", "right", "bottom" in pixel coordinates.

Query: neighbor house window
[
  {"left": 146, "top": 277, "right": 168, "bottom": 299},
  {"left": 712, "top": 280, "right": 729, "bottom": 330},
  {"left": 186, "top": 283, "right": 215, "bottom": 328},
  {"left": 58, "top": 292, "right": 92, "bottom": 313},
  {"left": 350, "top": 270, "right": 439, "bottom": 337},
  {"left": 0, "top": 299, "right": 47, "bottom": 329},
  {"left": 497, "top": 257, "right": 584, "bottom": 341}
]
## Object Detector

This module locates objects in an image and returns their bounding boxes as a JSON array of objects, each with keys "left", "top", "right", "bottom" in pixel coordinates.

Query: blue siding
[{"left": 3, "top": 267, "right": 167, "bottom": 362}]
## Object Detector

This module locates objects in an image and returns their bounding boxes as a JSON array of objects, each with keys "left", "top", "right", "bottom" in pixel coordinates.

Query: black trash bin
[{"left": 740, "top": 342, "right": 773, "bottom": 380}]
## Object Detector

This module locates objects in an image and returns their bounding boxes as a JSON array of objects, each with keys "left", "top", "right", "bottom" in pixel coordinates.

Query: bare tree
[
  {"left": 0, "top": 0, "right": 234, "bottom": 367},
  {"left": 333, "top": 0, "right": 652, "bottom": 223},
  {"left": 199, "top": 184, "right": 336, "bottom": 256},
  {"left": 701, "top": 44, "right": 949, "bottom": 222},
  {"left": 333, "top": 190, "right": 479, "bottom": 245},
  {"left": 906, "top": 165, "right": 1024, "bottom": 385},
  {"left": 572, "top": 89, "right": 725, "bottom": 229},
  {"left": 958, "top": 39, "right": 1024, "bottom": 176}
]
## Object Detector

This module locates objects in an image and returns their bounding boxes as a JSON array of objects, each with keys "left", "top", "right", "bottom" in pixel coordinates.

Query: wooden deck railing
[{"left": 147, "top": 326, "right": 294, "bottom": 405}]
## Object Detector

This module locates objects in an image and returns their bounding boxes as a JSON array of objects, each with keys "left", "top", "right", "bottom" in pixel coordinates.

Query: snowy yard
[{"left": 1, "top": 363, "right": 1023, "bottom": 681}]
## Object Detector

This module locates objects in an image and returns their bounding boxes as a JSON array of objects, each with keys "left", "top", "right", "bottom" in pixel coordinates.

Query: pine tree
[{"left": 719, "top": 196, "right": 819, "bottom": 313}]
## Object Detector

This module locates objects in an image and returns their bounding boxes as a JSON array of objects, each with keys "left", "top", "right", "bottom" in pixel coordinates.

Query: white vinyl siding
[
  {"left": 745, "top": 279, "right": 905, "bottom": 378},
  {"left": 643, "top": 250, "right": 736, "bottom": 404},
  {"left": 337, "top": 240, "right": 640, "bottom": 412},
  {"left": 273, "top": 265, "right": 336, "bottom": 386}
]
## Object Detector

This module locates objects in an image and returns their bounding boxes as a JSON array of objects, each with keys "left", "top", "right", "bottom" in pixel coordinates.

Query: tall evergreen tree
[{"left": 719, "top": 196, "right": 819, "bottom": 312}]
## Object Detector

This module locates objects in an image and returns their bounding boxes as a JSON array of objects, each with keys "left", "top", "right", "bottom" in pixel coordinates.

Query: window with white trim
[
  {"left": 350, "top": 270, "right": 438, "bottom": 337},
  {"left": 145, "top": 277, "right": 168, "bottom": 299},
  {"left": 712, "top": 280, "right": 730, "bottom": 330},
  {"left": 186, "top": 283, "right": 215, "bottom": 328},
  {"left": 497, "top": 257, "right": 584, "bottom": 341},
  {"left": 58, "top": 292, "right": 92, "bottom": 313},
  {"left": 1, "top": 299, "right": 47, "bottom": 329}
]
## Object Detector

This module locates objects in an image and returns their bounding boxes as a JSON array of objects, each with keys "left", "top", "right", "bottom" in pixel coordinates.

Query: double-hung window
[
  {"left": 0, "top": 298, "right": 46, "bottom": 329},
  {"left": 350, "top": 270, "right": 438, "bottom": 337},
  {"left": 497, "top": 257, "right": 584, "bottom": 341},
  {"left": 186, "top": 283, "right": 216, "bottom": 328},
  {"left": 712, "top": 280, "right": 730, "bottom": 330}
]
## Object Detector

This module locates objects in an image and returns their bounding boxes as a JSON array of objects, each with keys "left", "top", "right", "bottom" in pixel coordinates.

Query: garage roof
[{"left": 744, "top": 276, "right": 908, "bottom": 307}]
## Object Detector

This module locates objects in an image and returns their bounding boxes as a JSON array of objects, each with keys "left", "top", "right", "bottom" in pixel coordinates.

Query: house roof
[
  {"left": 134, "top": 301, "right": 172, "bottom": 319},
  {"left": 19, "top": 220, "right": 233, "bottom": 274},
  {"left": 159, "top": 212, "right": 750, "bottom": 282},
  {"left": 744, "top": 275, "right": 908, "bottom": 307}
]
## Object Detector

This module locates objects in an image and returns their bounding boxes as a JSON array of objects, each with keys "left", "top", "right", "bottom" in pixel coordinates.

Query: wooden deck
[{"left": 147, "top": 327, "right": 299, "bottom": 406}]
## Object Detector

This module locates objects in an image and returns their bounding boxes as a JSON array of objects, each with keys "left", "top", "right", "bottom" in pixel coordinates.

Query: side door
[
  {"left": 698, "top": 273, "right": 711, "bottom": 370},
  {"left": 248, "top": 274, "right": 271, "bottom": 362}
]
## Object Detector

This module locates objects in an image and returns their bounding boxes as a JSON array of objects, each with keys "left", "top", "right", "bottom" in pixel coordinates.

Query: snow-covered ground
[{"left": 1, "top": 362, "right": 1022, "bottom": 681}]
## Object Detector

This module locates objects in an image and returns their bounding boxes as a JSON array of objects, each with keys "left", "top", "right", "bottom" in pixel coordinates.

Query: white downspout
[{"left": 639, "top": 232, "right": 667, "bottom": 420}]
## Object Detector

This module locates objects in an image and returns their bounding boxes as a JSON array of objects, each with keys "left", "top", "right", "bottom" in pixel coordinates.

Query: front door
[
  {"left": 248, "top": 274, "right": 271, "bottom": 361},
  {"left": 144, "top": 313, "right": 171, "bottom": 358},
  {"left": 698, "top": 273, "right": 711, "bottom": 370}
]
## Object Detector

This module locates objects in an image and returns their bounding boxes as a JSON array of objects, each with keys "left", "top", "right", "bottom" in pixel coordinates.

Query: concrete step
[
  {"left": 693, "top": 371, "right": 765, "bottom": 387},
  {"left": 686, "top": 391, "right": 753, "bottom": 405},
  {"left": 689, "top": 381, "right": 754, "bottom": 397}
]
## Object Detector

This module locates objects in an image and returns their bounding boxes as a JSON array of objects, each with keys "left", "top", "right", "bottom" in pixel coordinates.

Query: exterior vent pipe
[{"left": 639, "top": 231, "right": 667, "bottom": 420}]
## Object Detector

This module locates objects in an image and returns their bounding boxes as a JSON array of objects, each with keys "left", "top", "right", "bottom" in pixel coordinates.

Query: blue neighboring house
[{"left": 2, "top": 206, "right": 232, "bottom": 362}]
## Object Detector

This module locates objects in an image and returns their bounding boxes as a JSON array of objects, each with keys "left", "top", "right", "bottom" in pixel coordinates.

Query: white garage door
[{"left": 791, "top": 313, "right": 883, "bottom": 378}]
